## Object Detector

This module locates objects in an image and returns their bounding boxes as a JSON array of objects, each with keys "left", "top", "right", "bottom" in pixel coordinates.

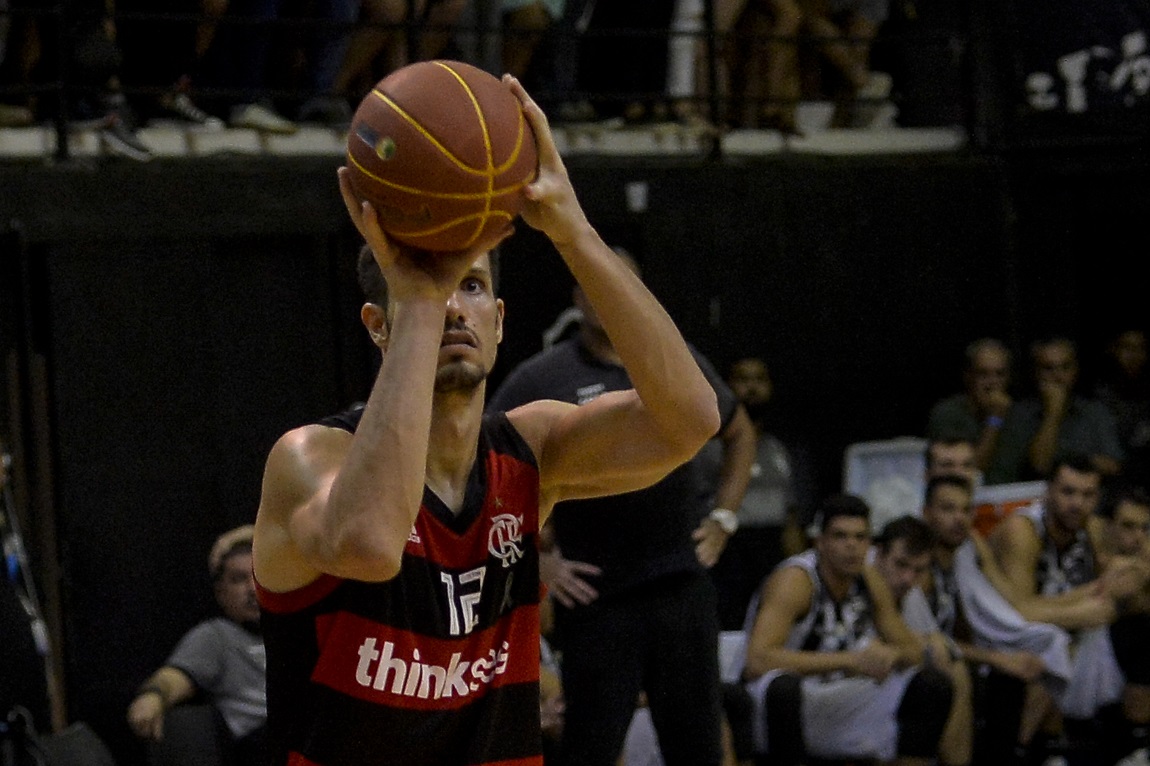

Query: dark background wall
[{"left": 2, "top": 140, "right": 1148, "bottom": 763}]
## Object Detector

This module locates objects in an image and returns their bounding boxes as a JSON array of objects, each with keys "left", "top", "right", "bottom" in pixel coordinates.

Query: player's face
[
  {"left": 817, "top": 516, "right": 870, "bottom": 579},
  {"left": 922, "top": 484, "right": 974, "bottom": 549},
  {"left": 1045, "top": 465, "right": 1100, "bottom": 534},
  {"left": 875, "top": 539, "right": 931, "bottom": 603},
  {"left": 927, "top": 443, "right": 977, "bottom": 484},
  {"left": 215, "top": 552, "right": 259, "bottom": 625},
  {"left": 436, "top": 253, "right": 504, "bottom": 393},
  {"left": 1109, "top": 500, "right": 1150, "bottom": 556}
]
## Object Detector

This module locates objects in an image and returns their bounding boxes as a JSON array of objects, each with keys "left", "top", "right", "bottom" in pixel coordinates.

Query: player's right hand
[
  {"left": 127, "top": 692, "right": 165, "bottom": 741},
  {"left": 852, "top": 640, "right": 898, "bottom": 681}
]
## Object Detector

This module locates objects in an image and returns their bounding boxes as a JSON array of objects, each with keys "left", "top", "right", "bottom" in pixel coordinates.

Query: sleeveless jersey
[
  {"left": 778, "top": 550, "right": 878, "bottom": 679},
  {"left": 257, "top": 406, "right": 543, "bottom": 766},
  {"left": 1017, "top": 503, "right": 1097, "bottom": 596}
]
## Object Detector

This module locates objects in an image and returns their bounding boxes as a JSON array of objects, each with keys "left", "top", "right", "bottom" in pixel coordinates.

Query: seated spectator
[
  {"left": 20, "top": 2, "right": 156, "bottom": 159},
  {"left": 665, "top": 0, "right": 752, "bottom": 128},
  {"left": 284, "top": 0, "right": 361, "bottom": 125},
  {"left": 989, "top": 455, "right": 1150, "bottom": 765},
  {"left": 737, "top": 0, "right": 804, "bottom": 132},
  {"left": 331, "top": 0, "right": 469, "bottom": 105},
  {"left": 991, "top": 337, "right": 1125, "bottom": 484},
  {"left": 1097, "top": 486, "right": 1150, "bottom": 762},
  {"left": 740, "top": 493, "right": 954, "bottom": 765},
  {"left": 882, "top": 479, "right": 1072, "bottom": 764},
  {"left": 126, "top": 525, "right": 266, "bottom": 766},
  {"left": 1092, "top": 328, "right": 1150, "bottom": 491},
  {"left": 926, "top": 337, "right": 1016, "bottom": 482},
  {"left": 925, "top": 434, "right": 980, "bottom": 487},
  {"left": 870, "top": 514, "right": 974, "bottom": 766},
  {"left": 1099, "top": 485, "right": 1150, "bottom": 574},
  {"left": 735, "top": 0, "right": 890, "bottom": 132}
]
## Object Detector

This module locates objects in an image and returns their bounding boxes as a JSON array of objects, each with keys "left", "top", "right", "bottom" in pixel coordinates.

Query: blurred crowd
[{"left": 0, "top": 0, "right": 960, "bottom": 159}]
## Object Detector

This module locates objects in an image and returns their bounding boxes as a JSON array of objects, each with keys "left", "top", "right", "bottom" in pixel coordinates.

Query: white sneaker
[
  {"left": 858, "top": 71, "right": 893, "bottom": 101},
  {"left": 852, "top": 71, "right": 896, "bottom": 129},
  {"left": 229, "top": 103, "right": 298, "bottom": 134},
  {"left": 1117, "top": 747, "right": 1150, "bottom": 766}
]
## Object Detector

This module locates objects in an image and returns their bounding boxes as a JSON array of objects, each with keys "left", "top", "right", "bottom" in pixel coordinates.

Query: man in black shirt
[{"left": 488, "top": 248, "right": 751, "bottom": 766}]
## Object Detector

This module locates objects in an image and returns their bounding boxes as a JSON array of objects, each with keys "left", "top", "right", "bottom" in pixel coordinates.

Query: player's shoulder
[
  {"left": 990, "top": 510, "right": 1041, "bottom": 556},
  {"left": 268, "top": 420, "right": 354, "bottom": 465},
  {"left": 502, "top": 399, "right": 577, "bottom": 461},
  {"left": 763, "top": 559, "right": 814, "bottom": 607}
]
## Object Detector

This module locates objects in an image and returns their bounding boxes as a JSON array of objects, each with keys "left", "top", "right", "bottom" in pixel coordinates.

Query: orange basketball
[{"left": 345, "top": 60, "right": 539, "bottom": 253}]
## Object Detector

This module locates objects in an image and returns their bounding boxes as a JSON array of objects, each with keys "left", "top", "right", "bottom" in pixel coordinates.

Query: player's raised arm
[
  {"left": 256, "top": 185, "right": 494, "bottom": 589},
  {"left": 502, "top": 76, "right": 720, "bottom": 508}
]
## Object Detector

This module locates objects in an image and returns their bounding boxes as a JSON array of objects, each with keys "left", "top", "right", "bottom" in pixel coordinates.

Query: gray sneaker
[
  {"left": 99, "top": 112, "right": 152, "bottom": 161},
  {"left": 229, "top": 103, "right": 298, "bottom": 134},
  {"left": 159, "top": 92, "right": 224, "bottom": 130}
]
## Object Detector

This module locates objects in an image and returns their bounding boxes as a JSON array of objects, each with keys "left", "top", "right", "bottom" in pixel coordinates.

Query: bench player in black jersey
[{"left": 250, "top": 75, "right": 721, "bottom": 766}]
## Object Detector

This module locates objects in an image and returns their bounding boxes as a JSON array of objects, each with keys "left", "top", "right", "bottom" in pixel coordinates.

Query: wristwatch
[{"left": 709, "top": 507, "right": 739, "bottom": 535}]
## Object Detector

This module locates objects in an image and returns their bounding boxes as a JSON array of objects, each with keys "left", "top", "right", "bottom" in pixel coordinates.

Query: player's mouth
[{"left": 441, "top": 329, "right": 477, "bottom": 349}]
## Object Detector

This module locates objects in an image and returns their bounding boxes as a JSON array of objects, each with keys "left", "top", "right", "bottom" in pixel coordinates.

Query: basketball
[{"left": 345, "top": 60, "right": 539, "bottom": 253}]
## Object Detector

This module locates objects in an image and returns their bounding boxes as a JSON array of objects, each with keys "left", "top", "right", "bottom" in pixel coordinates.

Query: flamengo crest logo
[{"left": 488, "top": 513, "right": 524, "bottom": 568}]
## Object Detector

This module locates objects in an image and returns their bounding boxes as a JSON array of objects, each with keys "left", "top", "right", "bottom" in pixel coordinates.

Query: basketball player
[
  {"left": 741, "top": 494, "right": 955, "bottom": 766},
  {"left": 991, "top": 455, "right": 1150, "bottom": 763},
  {"left": 251, "top": 76, "right": 721, "bottom": 766}
]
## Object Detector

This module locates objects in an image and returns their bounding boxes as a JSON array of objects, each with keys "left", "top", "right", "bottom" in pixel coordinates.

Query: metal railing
[{"left": 0, "top": 0, "right": 978, "bottom": 160}]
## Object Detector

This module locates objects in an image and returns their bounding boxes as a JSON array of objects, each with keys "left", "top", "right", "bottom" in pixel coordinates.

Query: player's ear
[
  {"left": 495, "top": 298, "right": 505, "bottom": 344},
  {"left": 361, "top": 302, "right": 389, "bottom": 349}
]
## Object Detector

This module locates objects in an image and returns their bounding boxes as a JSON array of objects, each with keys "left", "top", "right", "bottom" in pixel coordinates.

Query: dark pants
[
  {"left": 970, "top": 663, "right": 1027, "bottom": 764},
  {"left": 555, "top": 571, "right": 724, "bottom": 766}
]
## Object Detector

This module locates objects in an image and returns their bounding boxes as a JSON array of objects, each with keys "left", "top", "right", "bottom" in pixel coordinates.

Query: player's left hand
[
  {"left": 504, "top": 75, "right": 590, "bottom": 249},
  {"left": 693, "top": 517, "right": 731, "bottom": 568}
]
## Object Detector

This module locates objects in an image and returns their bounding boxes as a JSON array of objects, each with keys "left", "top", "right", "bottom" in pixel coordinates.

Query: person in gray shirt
[{"left": 127, "top": 525, "right": 266, "bottom": 765}]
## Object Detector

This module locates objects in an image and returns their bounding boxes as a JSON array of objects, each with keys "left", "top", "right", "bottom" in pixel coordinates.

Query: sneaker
[
  {"left": 229, "top": 103, "right": 298, "bottom": 134},
  {"left": 99, "top": 112, "right": 153, "bottom": 161},
  {"left": 857, "top": 71, "right": 893, "bottom": 102},
  {"left": 158, "top": 91, "right": 224, "bottom": 130},
  {"left": 852, "top": 71, "right": 895, "bottom": 129},
  {"left": 1117, "top": 748, "right": 1150, "bottom": 766}
]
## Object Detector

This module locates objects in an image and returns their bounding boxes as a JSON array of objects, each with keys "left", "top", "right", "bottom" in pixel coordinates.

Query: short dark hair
[
  {"left": 924, "top": 473, "right": 973, "bottom": 504},
  {"left": 1098, "top": 484, "right": 1150, "bottom": 520},
  {"left": 964, "top": 337, "right": 1010, "bottom": 370},
  {"left": 924, "top": 434, "right": 975, "bottom": 471},
  {"left": 1048, "top": 452, "right": 1100, "bottom": 482},
  {"left": 875, "top": 515, "right": 935, "bottom": 556},
  {"left": 356, "top": 244, "right": 502, "bottom": 309},
  {"left": 1030, "top": 334, "right": 1076, "bottom": 356},
  {"left": 814, "top": 493, "right": 870, "bottom": 533}
]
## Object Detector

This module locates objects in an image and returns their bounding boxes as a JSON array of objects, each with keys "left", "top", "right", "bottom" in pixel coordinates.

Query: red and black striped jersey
[{"left": 257, "top": 408, "right": 543, "bottom": 766}]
